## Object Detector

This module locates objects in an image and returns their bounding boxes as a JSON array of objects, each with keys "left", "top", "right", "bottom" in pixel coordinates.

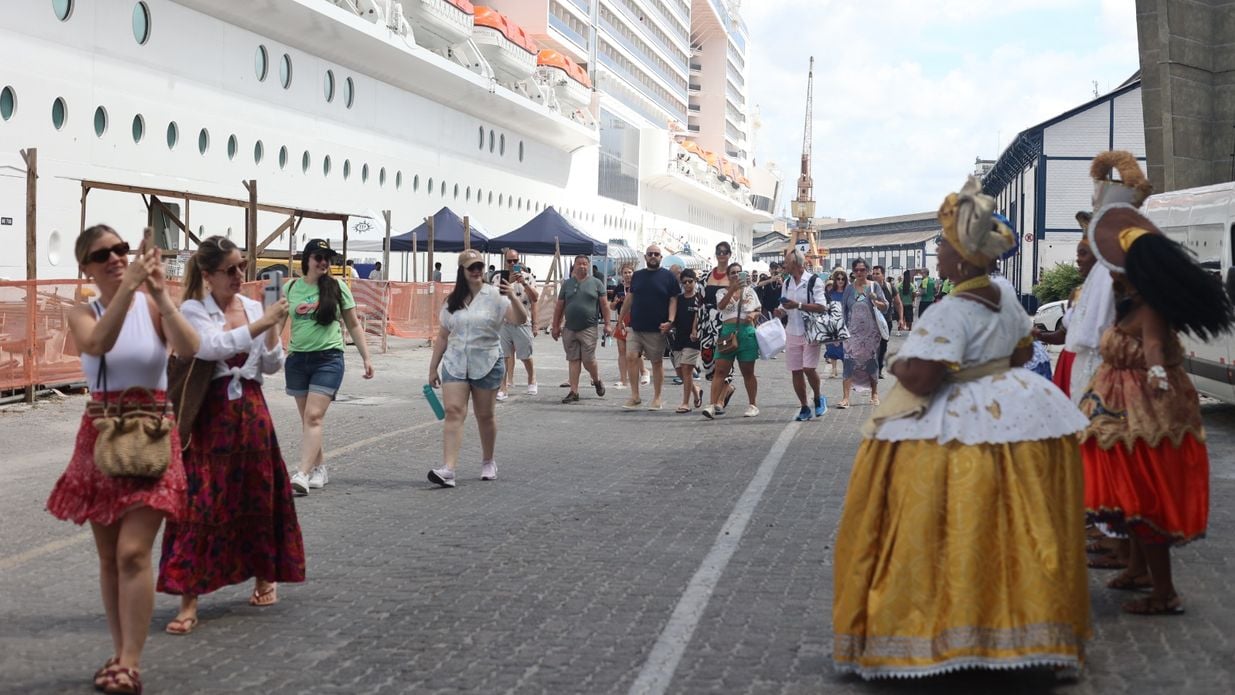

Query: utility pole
[{"left": 789, "top": 57, "right": 820, "bottom": 262}]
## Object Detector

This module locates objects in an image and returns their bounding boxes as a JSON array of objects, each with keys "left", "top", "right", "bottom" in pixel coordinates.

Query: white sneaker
[
  {"left": 427, "top": 467, "right": 456, "bottom": 488},
  {"left": 290, "top": 471, "right": 309, "bottom": 496},
  {"left": 526, "top": 383, "right": 539, "bottom": 396},
  {"left": 480, "top": 461, "right": 497, "bottom": 481},
  {"left": 496, "top": 391, "right": 509, "bottom": 402},
  {"left": 744, "top": 404, "right": 760, "bottom": 418},
  {"left": 308, "top": 465, "right": 329, "bottom": 489},
  {"left": 639, "top": 374, "right": 650, "bottom": 385}
]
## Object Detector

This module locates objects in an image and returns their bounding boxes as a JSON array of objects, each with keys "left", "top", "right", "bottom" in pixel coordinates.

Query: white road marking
[{"left": 628, "top": 421, "right": 801, "bottom": 695}]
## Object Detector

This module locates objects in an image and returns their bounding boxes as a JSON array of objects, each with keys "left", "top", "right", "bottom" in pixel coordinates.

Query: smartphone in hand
[{"left": 263, "top": 270, "right": 284, "bottom": 308}]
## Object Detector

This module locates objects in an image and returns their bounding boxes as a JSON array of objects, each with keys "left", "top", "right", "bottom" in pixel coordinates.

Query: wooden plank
[
  {"left": 245, "top": 180, "right": 258, "bottom": 282},
  {"left": 80, "top": 179, "right": 354, "bottom": 221},
  {"left": 426, "top": 216, "right": 435, "bottom": 285},
  {"left": 21, "top": 149, "right": 37, "bottom": 403},
  {"left": 255, "top": 213, "right": 295, "bottom": 254}
]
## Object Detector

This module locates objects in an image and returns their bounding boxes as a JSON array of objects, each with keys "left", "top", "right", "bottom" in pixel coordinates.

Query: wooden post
[
  {"left": 380, "top": 210, "right": 391, "bottom": 354},
  {"left": 341, "top": 219, "right": 349, "bottom": 269},
  {"left": 381, "top": 210, "right": 392, "bottom": 281},
  {"left": 426, "top": 215, "right": 435, "bottom": 285},
  {"left": 244, "top": 180, "right": 258, "bottom": 282},
  {"left": 412, "top": 232, "right": 418, "bottom": 282},
  {"left": 76, "top": 183, "right": 89, "bottom": 282},
  {"left": 288, "top": 216, "right": 296, "bottom": 277},
  {"left": 463, "top": 216, "right": 470, "bottom": 251},
  {"left": 183, "top": 197, "right": 191, "bottom": 250},
  {"left": 20, "top": 148, "right": 37, "bottom": 403}
]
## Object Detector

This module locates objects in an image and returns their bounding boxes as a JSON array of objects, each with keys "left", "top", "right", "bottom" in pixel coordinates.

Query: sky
[{"left": 741, "top": 0, "right": 1140, "bottom": 220}]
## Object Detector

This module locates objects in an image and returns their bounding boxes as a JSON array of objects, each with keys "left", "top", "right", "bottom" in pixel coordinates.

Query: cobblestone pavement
[{"left": 1, "top": 336, "right": 1233, "bottom": 694}]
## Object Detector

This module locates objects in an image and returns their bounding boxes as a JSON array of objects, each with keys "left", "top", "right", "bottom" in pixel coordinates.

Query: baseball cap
[
  {"left": 302, "top": 238, "right": 341, "bottom": 259},
  {"left": 457, "top": 249, "right": 483, "bottom": 268}
]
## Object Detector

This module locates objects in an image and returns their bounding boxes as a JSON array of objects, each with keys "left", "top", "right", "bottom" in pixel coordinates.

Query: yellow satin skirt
[{"left": 832, "top": 437, "right": 1091, "bottom": 679}]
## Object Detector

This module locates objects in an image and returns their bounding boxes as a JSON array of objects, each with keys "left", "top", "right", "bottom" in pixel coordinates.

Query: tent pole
[
  {"left": 381, "top": 210, "right": 392, "bottom": 281},
  {"left": 412, "top": 232, "right": 418, "bottom": 282},
  {"left": 463, "top": 216, "right": 470, "bottom": 252},
  {"left": 426, "top": 216, "right": 435, "bottom": 285}
]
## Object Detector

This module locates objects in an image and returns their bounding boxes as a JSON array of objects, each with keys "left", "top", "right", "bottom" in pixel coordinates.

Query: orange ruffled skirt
[{"left": 1082, "top": 433, "right": 1208, "bottom": 545}]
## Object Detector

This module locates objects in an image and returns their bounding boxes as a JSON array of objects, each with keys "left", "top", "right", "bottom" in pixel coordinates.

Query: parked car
[{"left": 1032, "top": 299, "right": 1067, "bottom": 332}]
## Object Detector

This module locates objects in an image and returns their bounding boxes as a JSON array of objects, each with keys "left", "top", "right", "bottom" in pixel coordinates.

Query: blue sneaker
[
  {"left": 815, "top": 395, "right": 828, "bottom": 417},
  {"left": 795, "top": 406, "right": 812, "bottom": 422}
]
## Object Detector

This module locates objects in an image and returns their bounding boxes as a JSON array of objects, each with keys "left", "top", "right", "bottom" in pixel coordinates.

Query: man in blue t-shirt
[{"left": 618, "top": 244, "right": 681, "bottom": 411}]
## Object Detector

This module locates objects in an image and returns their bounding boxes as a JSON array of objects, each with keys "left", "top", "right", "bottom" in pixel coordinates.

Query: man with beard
[{"left": 618, "top": 244, "right": 681, "bottom": 410}]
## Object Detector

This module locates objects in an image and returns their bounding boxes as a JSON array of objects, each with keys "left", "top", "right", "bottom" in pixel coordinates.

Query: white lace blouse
[{"left": 438, "top": 284, "right": 509, "bottom": 379}]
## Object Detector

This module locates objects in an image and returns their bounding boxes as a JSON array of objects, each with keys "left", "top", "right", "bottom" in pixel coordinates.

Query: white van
[{"left": 1143, "top": 182, "right": 1235, "bottom": 404}]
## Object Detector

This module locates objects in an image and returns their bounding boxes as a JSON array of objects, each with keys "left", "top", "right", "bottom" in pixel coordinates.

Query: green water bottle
[{"left": 423, "top": 384, "right": 446, "bottom": 420}]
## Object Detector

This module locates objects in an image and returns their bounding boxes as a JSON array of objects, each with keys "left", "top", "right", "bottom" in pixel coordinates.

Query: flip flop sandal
[
  {"left": 1106, "top": 573, "right": 1153, "bottom": 591},
  {"left": 1087, "top": 555, "right": 1128, "bottom": 570},
  {"left": 249, "top": 583, "right": 278, "bottom": 607},
  {"left": 675, "top": 406, "right": 692, "bottom": 414},
  {"left": 94, "top": 658, "right": 118, "bottom": 691},
  {"left": 165, "top": 616, "right": 198, "bottom": 635},
  {"left": 694, "top": 387, "right": 704, "bottom": 409},
  {"left": 723, "top": 386, "right": 736, "bottom": 409},
  {"left": 102, "top": 666, "right": 142, "bottom": 695},
  {"left": 1122, "top": 595, "right": 1185, "bottom": 616}
]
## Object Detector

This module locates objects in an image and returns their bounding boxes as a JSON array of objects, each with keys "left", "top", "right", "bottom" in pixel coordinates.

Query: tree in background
[{"left": 1032, "top": 262, "right": 1082, "bottom": 304}]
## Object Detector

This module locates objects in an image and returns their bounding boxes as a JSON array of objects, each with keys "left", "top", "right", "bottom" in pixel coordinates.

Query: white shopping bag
[{"left": 756, "top": 317, "right": 786, "bottom": 359}]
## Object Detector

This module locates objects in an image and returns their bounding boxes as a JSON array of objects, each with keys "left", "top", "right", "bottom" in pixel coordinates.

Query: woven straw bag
[{"left": 91, "top": 353, "right": 173, "bottom": 479}]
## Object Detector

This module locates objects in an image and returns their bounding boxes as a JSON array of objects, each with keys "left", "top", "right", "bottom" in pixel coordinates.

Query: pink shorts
[{"left": 785, "top": 331, "right": 821, "bottom": 371}]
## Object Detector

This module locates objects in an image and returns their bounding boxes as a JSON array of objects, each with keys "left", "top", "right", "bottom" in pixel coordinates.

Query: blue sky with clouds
[{"left": 742, "top": 0, "right": 1140, "bottom": 219}]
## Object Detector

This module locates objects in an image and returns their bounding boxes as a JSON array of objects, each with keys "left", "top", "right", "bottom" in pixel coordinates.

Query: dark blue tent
[
  {"left": 487, "top": 207, "right": 606, "bottom": 256},
  {"left": 385, "top": 207, "right": 489, "bottom": 253}
]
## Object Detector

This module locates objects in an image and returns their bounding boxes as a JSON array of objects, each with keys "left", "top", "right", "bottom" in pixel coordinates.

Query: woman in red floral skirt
[
  {"left": 158, "top": 236, "right": 305, "bottom": 634},
  {"left": 47, "top": 225, "right": 200, "bottom": 694}
]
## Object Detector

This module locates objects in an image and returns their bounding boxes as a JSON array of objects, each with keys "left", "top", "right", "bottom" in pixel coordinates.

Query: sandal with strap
[
  {"left": 249, "top": 582, "right": 278, "bottom": 607},
  {"left": 694, "top": 386, "right": 704, "bottom": 409},
  {"left": 93, "top": 657, "right": 118, "bottom": 691},
  {"left": 1087, "top": 554, "right": 1128, "bottom": 570},
  {"left": 165, "top": 615, "right": 198, "bottom": 635},
  {"left": 1122, "top": 594, "right": 1185, "bottom": 616},
  {"left": 102, "top": 666, "right": 142, "bottom": 695},
  {"left": 1106, "top": 572, "right": 1153, "bottom": 591}
]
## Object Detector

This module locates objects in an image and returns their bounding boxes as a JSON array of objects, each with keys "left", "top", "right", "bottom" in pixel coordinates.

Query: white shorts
[{"left": 500, "top": 322, "right": 534, "bottom": 360}]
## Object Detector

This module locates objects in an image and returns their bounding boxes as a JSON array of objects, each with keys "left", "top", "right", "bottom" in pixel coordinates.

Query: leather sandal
[
  {"left": 249, "top": 582, "right": 278, "bottom": 607},
  {"left": 102, "top": 666, "right": 142, "bottom": 695},
  {"left": 93, "top": 657, "right": 118, "bottom": 691},
  {"left": 164, "top": 615, "right": 198, "bottom": 635},
  {"left": 1122, "top": 594, "right": 1184, "bottom": 616},
  {"left": 1106, "top": 572, "right": 1153, "bottom": 591}
]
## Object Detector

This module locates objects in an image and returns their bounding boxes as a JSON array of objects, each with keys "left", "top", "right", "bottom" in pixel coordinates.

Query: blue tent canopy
[
  {"left": 487, "top": 207, "right": 607, "bottom": 256},
  {"left": 386, "top": 207, "right": 489, "bottom": 253}
]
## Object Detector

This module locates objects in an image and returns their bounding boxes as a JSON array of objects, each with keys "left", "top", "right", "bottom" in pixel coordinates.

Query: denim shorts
[
  {"left": 285, "top": 349, "right": 345, "bottom": 399},
  {"left": 441, "top": 358, "right": 505, "bottom": 391}
]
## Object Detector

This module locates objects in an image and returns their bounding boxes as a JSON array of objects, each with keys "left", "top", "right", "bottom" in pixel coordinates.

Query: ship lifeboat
[
  {"left": 473, "top": 6, "right": 539, "bottom": 85},
  {"left": 403, "top": 0, "right": 475, "bottom": 51},
  {"left": 676, "top": 139, "right": 709, "bottom": 177},
  {"left": 536, "top": 49, "right": 592, "bottom": 111}
]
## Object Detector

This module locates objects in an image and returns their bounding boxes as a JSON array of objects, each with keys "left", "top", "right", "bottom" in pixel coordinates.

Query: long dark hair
[
  {"left": 300, "top": 254, "right": 343, "bottom": 325},
  {"left": 1124, "top": 234, "right": 1235, "bottom": 340},
  {"left": 901, "top": 269, "right": 914, "bottom": 293},
  {"left": 445, "top": 267, "right": 471, "bottom": 313},
  {"left": 183, "top": 235, "right": 238, "bottom": 301}
]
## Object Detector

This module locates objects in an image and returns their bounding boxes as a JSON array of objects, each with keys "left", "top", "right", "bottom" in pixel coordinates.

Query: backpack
[{"left": 798, "top": 275, "right": 848, "bottom": 345}]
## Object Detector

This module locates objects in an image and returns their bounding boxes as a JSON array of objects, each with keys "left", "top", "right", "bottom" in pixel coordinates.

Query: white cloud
[{"left": 743, "top": 0, "right": 1139, "bottom": 219}]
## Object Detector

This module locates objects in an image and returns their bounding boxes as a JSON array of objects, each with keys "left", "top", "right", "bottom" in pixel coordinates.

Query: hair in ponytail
[
  {"left": 183, "top": 235, "right": 239, "bottom": 302},
  {"left": 297, "top": 253, "right": 343, "bottom": 325}
]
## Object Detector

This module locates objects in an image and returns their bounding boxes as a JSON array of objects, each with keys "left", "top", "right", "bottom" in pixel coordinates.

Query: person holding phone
[
  {"left": 701, "top": 262, "right": 761, "bottom": 419},
  {"left": 775, "top": 249, "right": 827, "bottom": 421},
  {"left": 159, "top": 236, "right": 304, "bottom": 633},
  {"left": 491, "top": 248, "right": 539, "bottom": 400},
  {"left": 284, "top": 239, "right": 375, "bottom": 496}
]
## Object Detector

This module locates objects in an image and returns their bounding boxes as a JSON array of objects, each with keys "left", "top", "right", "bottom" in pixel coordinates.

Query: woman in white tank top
[{"left": 46, "top": 225, "right": 199, "bottom": 694}]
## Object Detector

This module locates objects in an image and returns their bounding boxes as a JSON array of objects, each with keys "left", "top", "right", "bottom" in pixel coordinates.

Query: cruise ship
[{"left": 0, "top": 0, "right": 778, "bottom": 281}]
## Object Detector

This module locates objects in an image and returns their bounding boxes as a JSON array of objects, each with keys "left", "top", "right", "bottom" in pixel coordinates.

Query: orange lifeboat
[
  {"left": 404, "top": 0, "right": 475, "bottom": 51},
  {"left": 537, "top": 49, "right": 592, "bottom": 111},
  {"left": 473, "top": 6, "right": 539, "bottom": 85}
]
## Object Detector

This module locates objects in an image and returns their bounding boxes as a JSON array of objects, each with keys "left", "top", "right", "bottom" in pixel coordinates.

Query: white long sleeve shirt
[{"left": 180, "top": 293, "right": 284, "bottom": 400}]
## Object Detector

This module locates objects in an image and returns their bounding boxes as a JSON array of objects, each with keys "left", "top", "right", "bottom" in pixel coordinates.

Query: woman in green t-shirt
[{"left": 284, "top": 239, "right": 375, "bottom": 496}]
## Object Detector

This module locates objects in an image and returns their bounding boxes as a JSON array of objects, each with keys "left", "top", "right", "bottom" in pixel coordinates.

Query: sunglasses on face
[
  {"left": 683, "top": 278, "right": 697, "bottom": 284},
  {"left": 854, "top": 267, "right": 868, "bottom": 273},
  {"left": 506, "top": 258, "right": 518, "bottom": 264},
  {"left": 85, "top": 242, "right": 131, "bottom": 265},
  {"left": 645, "top": 252, "right": 662, "bottom": 257},
  {"left": 311, "top": 253, "right": 333, "bottom": 264},
  {"left": 466, "top": 263, "right": 485, "bottom": 272},
  {"left": 214, "top": 261, "right": 248, "bottom": 278},
  {"left": 716, "top": 250, "right": 731, "bottom": 256}
]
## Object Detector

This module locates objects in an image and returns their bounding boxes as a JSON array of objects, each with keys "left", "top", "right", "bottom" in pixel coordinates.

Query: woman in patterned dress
[
  {"left": 698, "top": 241, "right": 736, "bottom": 406},
  {"left": 47, "top": 224, "right": 199, "bottom": 694},
  {"left": 837, "top": 258, "right": 887, "bottom": 408},
  {"left": 823, "top": 272, "right": 847, "bottom": 378},
  {"left": 832, "top": 178, "right": 1091, "bottom": 679},
  {"left": 158, "top": 236, "right": 306, "bottom": 634}
]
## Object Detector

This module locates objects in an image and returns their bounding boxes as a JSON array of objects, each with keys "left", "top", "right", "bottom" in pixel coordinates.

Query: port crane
[{"left": 789, "top": 57, "right": 825, "bottom": 263}]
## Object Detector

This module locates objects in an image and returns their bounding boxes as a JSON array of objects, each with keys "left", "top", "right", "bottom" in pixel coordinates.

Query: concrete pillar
[{"left": 1136, "top": 0, "right": 1235, "bottom": 192}]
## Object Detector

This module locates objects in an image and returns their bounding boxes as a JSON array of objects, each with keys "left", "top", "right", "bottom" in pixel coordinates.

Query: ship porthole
[
  {"left": 440, "top": 180, "right": 446, "bottom": 197},
  {"left": 254, "top": 140, "right": 264, "bottom": 164},
  {"left": 165, "top": 121, "right": 178, "bottom": 149},
  {"left": 412, "top": 174, "right": 419, "bottom": 191},
  {"left": 362, "top": 163, "right": 369, "bottom": 183},
  {"left": 343, "top": 159, "right": 351, "bottom": 180},
  {"left": 323, "top": 155, "right": 332, "bottom": 176},
  {"left": 279, "top": 54, "right": 292, "bottom": 89},
  {"left": 426, "top": 177, "right": 433, "bottom": 194},
  {"left": 499, "top": 134, "right": 505, "bottom": 156},
  {"left": 132, "top": 2, "right": 151, "bottom": 45},
  {"left": 519, "top": 141, "right": 524, "bottom": 162},
  {"left": 279, "top": 146, "right": 288, "bottom": 170},
  {"left": 324, "top": 70, "right": 335, "bottom": 102},
  {"left": 197, "top": 128, "right": 209, "bottom": 155},
  {"left": 51, "top": 97, "right": 67, "bottom": 130},
  {"left": 344, "top": 77, "right": 354, "bottom": 108},
  {"left": 478, "top": 126, "right": 484, "bottom": 150},
  {"left": 1, "top": 86, "right": 16, "bottom": 121},
  {"left": 465, "top": 186, "right": 471, "bottom": 202},
  {"left": 53, "top": 0, "right": 73, "bottom": 21},
  {"left": 498, "top": 194, "right": 504, "bottom": 207},
  {"left": 379, "top": 167, "right": 386, "bottom": 187},
  {"left": 488, "top": 130, "right": 495, "bottom": 153},
  {"left": 227, "top": 134, "right": 237, "bottom": 160},
  {"left": 395, "top": 171, "right": 403, "bottom": 189},
  {"left": 302, "top": 151, "right": 310, "bottom": 173},
  {"left": 48, "top": 230, "right": 62, "bottom": 266},
  {"left": 131, "top": 114, "right": 144, "bottom": 142},
  {"left": 453, "top": 184, "right": 459, "bottom": 200},
  {"left": 255, "top": 46, "right": 269, "bottom": 81}
]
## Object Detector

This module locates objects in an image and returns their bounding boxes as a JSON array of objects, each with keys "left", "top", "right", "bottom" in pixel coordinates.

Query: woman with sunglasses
[
  {"left": 824, "top": 271, "right": 848, "bottom": 379},
  {"left": 838, "top": 259, "right": 887, "bottom": 408},
  {"left": 427, "top": 250, "right": 528, "bottom": 487},
  {"left": 285, "top": 239, "right": 375, "bottom": 496},
  {"left": 47, "top": 224, "right": 199, "bottom": 694},
  {"left": 699, "top": 242, "right": 737, "bottom": 406},
  {"left": 702, "top": 262, "right": 761, "bottom": 418},
  {"left": 158, "top": 236, "right": 305, "bottom": 634}
]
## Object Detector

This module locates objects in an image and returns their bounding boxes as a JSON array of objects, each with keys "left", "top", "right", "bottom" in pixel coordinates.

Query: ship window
[
  {"left": 426, "top": 177, "right": 432, "bottom": 193},
  {"left": 413, "top": 175, "right": 419, "bottom": 191},
  {"left": 279, "top": 54, "right": 292, "bottom": 89},
  {"left": 499, "top": 194, "right": 504, "bottom": 207},
  {"left": 488, "top": 192, "right": 493, "bottom": 205},
  {"left": 197, "top": 128, "right": 209, "bottom": 154},
  {"left": 227, "top": 134, "right": 237, "bottom": 160},
  {"left": 52, "top": 97, "right": 67, "bottom": 130},
  {"left": 343, "top": 159, "right": 351, "bottom": 180},
  {"left": 500, "top": 134, "right": 505, "bottom": 156},
  {"left": 508, "top": 196, "right": 513, "bottom": 209},
  {"left": 395, "top": 171, "right": 402, "bottom": 189},
  {"left": 379, "top": 167, "right": 386, "bottom": 187},
  {"left": 255, "top": 46, "right": 268, "bottom": 81},
  {"left": 519, "top": 141, "right": 524, "bottom": 162},
  {"left": 344, "top": 77, "right": 354, "bottom": 108},
  {"left": 466, "top": 186, "right": 471, "bottom": 202},
  {"left": 131, "top": 114, "right": 144, "bottom": 142},
  {"left": 254, "top": 140, "right": 264, "bottom": 164},
  {"left": 302, "top": 151, "right": 310, "bottom": 173},
  {"left": 132, "top": 2, "right": 150, "bottom": 45},
  {"left": 324, "top": 70, "right": 335, "bottom": 102},
  {"left": 453, "top": 184, "right": 459, "bottom": 200},
  {"left": 489, "top": 130, "right": 495, "bottom": 153},
  {"left": 0, "top": 86, "right": 14, "bottom": 121},
  {"left": 53, "top": 0, "right": 73, "bottom": 21},
  {"left": 362, "top": 163, "right": 369, "bottom": 183},
  {"left": 93, "top": 106, "right": 107, "bottom": 137},
  {"left": 440, "top": 180, "right": 446, "bottom": 197},
  {"left": 478, "top": 126, "right": 484, "bottom": 150},
  {"left": 279, "top": 146, "right": 288, "bottom": 169},
  {"left": 165, "top": 121, "right": 178, "bottom": 149},
  {"left": 323, "top": 155, "right": 332, "bottom": 176}
]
